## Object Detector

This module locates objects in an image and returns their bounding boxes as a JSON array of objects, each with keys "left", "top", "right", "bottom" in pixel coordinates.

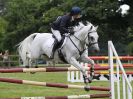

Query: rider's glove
[{"left": 68, "top": 28, "right": 74, "bottom": 35}]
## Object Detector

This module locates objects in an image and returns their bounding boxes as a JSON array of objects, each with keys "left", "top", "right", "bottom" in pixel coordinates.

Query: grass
[{"left": 0, "top": 72, "right": 132, "bottom": 99}]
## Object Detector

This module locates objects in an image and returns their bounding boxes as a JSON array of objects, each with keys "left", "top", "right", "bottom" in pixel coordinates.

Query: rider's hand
[{"left": 69, "top": 28, "right": 74, "bottom": 35}]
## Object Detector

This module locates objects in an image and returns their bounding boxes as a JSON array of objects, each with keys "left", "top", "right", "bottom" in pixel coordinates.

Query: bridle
[
  {"left": 69, "top": 26, "right": 98, "bottom": 55},
  {"left": 69, "top": 25, "right": 97, "bottom": 82},
  {"left": 85, "top": 31, "right": 98, "bottom": 47}
]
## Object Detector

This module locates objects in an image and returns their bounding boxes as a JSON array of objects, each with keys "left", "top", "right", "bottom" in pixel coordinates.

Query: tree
[
  {"left": 0, "top": 0, "right": 133, "bottom": 55},
  {"left": 0, "top": 17, "right": 8, "bottom": 50}
]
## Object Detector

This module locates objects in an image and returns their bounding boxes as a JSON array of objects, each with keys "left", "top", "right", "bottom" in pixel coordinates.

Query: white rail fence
[
  {"left": 67, "top": 41, "right": 132, "bottom": 99},
  {"left": 108, "top": 41, "right": 132, "bottom": 99}
]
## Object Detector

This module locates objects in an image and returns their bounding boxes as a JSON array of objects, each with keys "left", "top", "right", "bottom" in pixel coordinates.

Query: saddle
[
  {"left": 52, "top": 35, "right": 68, "bottom": 63},
  {"left": 52, "top": 35, "right": 65, "bottom": 49}
]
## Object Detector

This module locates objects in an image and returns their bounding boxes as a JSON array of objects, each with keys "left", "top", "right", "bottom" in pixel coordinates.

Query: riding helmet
[{"left": 70, "top": 6, "right": 81, "bottom": 15}]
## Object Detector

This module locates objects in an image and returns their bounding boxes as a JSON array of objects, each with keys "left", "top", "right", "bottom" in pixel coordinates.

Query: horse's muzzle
[
  {"left": 94, "top": 48, "right": 100, "bottom": 53},
  {"left": 90, "top": 43, "right": 100, "bottom": 53}
]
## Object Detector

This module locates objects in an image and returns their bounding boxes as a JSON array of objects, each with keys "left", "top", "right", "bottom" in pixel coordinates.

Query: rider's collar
[{"left": 71, "top": 16, "right": 74, "bottom": 21}]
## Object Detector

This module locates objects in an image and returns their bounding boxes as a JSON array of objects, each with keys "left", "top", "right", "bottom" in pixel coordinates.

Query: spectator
[
  {"left": 3, "top": 50, "right": 10, "bottom": 67},
  {"left": 0, "top": 52, "right": 3, "bottom": 66}
]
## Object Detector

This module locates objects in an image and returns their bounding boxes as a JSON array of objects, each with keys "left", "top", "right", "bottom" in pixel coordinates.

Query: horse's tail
[{"left": 17, "top": 33, "right": 39, "bottom": 66}]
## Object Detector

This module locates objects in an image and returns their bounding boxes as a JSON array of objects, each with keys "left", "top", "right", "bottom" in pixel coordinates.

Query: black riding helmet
[{"left": 70, "top": 6, "right": 81, "bottom": 15}]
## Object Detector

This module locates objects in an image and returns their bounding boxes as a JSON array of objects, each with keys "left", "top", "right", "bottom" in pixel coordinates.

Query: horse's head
[
  {"left": 72, "top": 21, "right": 100, "bottom": 52},
  {"left": 85, "top": 22, "right": 100, "bottom": 52}
]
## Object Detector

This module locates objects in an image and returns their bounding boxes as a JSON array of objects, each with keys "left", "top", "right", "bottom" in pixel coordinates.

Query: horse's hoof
[
  {"left": 84, "top": 86, "right": 90, "bottom": 91},
  {"left": 30, "top": 72, "right": 36, "bottom": 74},
  {"left": 83, "top": 75, "right": 89, "bottom": 84},
  {"left": 88, "top": 80, "right": 92, "bottom": 83},
  {"left": 84, "top": 80, "right": 88, "bottom": 84},
  {"left": 103, "top": 74, "right": 110, "bottom": 80},
  {"left": 93, "top": 75, "right": 101, "bottom": 80},
  {"left": 25, "top": 66, "right": 29, "bottom": 68},
  {"left": 83, "top": 75, "right": 93, "bottom": 84},
  {"left": 35, "top": 66, "right": 38, "bottom": 68}
]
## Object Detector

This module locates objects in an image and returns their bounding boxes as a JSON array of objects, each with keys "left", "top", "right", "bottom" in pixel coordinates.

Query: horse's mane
[{"left": 73, "top": 21, "right": 95, "bottom": 33}]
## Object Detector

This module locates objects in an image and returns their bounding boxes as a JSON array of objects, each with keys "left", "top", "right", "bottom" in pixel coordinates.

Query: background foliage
[{"left": 0, "top": 0, "right": 133, "bottom": 55}]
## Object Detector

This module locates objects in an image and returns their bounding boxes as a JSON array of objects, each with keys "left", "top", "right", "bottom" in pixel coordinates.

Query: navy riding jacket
[{"left": 51, "top": 14, "right": 80, "bottom": 34}]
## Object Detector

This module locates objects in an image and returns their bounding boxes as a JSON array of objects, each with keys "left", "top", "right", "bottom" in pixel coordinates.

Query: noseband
[{"left": 84, "top": 31, "right": 98, "bottom": 47}]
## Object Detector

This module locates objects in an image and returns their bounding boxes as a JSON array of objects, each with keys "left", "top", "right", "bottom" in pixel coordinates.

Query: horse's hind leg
[
  {"left": 35, "top": 59, "right": 38, "bottom": 68},
  {"left": 46, "top": 60, "right": 56, "bottom": 67},
  {"left": 22, "top": 57, "right": 30, "bottom": 68},
  {"left": 28, "top": 58, "right": 38, "bottom": 74},
  {"left": 31, "top": 59, "right": 38, "bottom": 68},
  {"left": 23, "top": 52, "right": 31, "bottom": 68},
  {"left": 30, "top": 47, "right": 41, "bottom": 68}
]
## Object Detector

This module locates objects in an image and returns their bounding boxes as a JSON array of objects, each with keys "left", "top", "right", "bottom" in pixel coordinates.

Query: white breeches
[{"left": 51, "top": 28, "right": 61, "bottom": 42}]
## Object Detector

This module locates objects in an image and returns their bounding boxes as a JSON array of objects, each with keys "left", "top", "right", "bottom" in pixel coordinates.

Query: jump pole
[
  {"left": 0, "top": 94, "right": 111, "bottom": 99},
  {"left": 89, "top": 56, "right": 133, "bottom": 60},
  {"left": 0, "top": 67, "right": 109, "bottom": 73},
  {"left": 0, "top": 77, "right": 110, "bottom": 91},
  {"left": 88, "top": 64, "right": 133, "bottom": 68},
  {"left": 89, "top": 71, "right": 133, "bottom": 75}
]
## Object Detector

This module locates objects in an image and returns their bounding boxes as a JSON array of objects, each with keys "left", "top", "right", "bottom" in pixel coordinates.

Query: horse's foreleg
[
  {"left": 79, "top": 49, "right": 95, "bottom": 65},
  {"left": 69, "top": 57, "right": 90, "bottom": 84},
  {"left": 80, "top": 56, "right": 94, "bottom": 65},
  {"left": 80, "top": 56, "right": 95, "bottom": 83},
  {"left": 29, "top": 58, "right": 33, "bottom": 68}
]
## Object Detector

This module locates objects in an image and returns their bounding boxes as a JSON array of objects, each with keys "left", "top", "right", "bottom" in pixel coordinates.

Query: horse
[{"left": 18, "top": 22, "right": 100, "bottom": 84}]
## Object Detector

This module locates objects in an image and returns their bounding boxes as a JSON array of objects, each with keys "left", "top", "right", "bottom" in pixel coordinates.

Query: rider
[{"left": 50, "top": 6, "right": 82, "bottom": 58}]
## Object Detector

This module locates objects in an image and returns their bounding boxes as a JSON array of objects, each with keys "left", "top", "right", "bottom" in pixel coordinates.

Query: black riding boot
[{"left": 50, "top": 40, "right": 59, "bottom": 59}]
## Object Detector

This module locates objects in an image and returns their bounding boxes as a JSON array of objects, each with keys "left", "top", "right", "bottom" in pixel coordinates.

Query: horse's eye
[{"left": 90, "top": 37, "right": 94, "bottom": 41}]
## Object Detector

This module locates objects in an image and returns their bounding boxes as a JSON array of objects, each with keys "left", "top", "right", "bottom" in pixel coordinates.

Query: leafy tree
[
  {"left": 127, "top": 42, "right": 133, "bottom": 55},
  {"left": 0, "top": 0, "right": 132, "bottom": 55},
  {"left": 0, "top": 17, "right": 8, "bottom": 50}
]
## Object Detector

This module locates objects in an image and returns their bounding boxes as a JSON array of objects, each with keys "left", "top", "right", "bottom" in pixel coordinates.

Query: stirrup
[{"left": 50, "top": 39, "right": 59, "bottom": 59}]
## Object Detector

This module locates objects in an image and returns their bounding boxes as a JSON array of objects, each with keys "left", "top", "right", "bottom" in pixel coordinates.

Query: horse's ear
[
  {"left": 73, "top": 26, "right": 78, "bottom": 32},
  {"left": 86, "top": 21, "right": 90, "bottom": 25},
  {"left": 95, "top": 26, "right": 98, "bottom": 30},
  {"left": 79, "top": 22, "right": 85, "bottom": 27}
]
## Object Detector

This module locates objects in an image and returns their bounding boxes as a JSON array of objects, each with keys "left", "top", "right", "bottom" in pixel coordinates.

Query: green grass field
[{"left": 0, "top": 72, "right": 132, "bottom": 99}]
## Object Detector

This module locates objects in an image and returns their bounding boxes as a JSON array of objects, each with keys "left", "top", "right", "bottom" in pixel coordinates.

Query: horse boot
[
  {"left": 83, "top": 74, "right": 93, "bottom": 85},
  {"left": 50, "top": 39, "right": 59, "bottom": 59}
]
